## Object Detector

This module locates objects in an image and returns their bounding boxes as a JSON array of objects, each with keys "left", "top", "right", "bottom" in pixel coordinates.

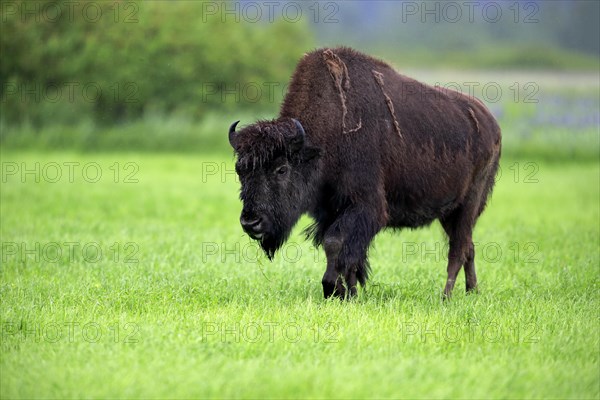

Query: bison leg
[
  {"left": 322, "top": 236, "right": 358, "bottom": 298},
  {"left": 464, "top": 241, "right": 478, "bottom": 292},
  {"left": 441, "top": 171, "right": 496, "bottom": 297},
  {"left": 321, "top": 208, "right": 380, "bottom": 299},
  {"left": 440, "top": 168, "right": 494, "bottom": 297},
  {"left": 322, "top": 237, "right": 345, "bottom": 298},
  {"left": 444, "top": 239, "right": 468, "bottom": 297},
  {"left": 441, "top": 206, "right": 478, "bottom": 297}
]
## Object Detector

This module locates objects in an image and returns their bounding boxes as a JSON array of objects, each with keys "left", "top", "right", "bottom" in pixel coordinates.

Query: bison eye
[{"left": 275, "top": 165, "right": 288, "bottom": 176}]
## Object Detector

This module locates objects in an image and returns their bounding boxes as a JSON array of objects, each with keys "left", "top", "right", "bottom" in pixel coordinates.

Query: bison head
[{"left": 228, "top": 118, "right": 322, "bottom": 259}]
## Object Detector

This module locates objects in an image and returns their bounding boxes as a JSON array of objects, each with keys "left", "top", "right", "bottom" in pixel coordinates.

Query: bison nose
[{"left": 240, "top": 216, "right": 263, "bottom": 233}]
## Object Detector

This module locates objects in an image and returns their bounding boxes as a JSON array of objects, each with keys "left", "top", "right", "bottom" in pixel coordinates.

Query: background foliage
[
  {"left": 1, "top": 0, "right": 311, "bottom": 127},
  {"left": 1, "top": 0, "right": 598, "bottom": 155}
]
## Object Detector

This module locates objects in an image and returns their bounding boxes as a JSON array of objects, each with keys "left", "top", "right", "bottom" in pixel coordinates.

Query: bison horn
[
  {"left": 228, "top": 120, "right": 240, "bottom": 147},
  {"left": 292, "top": 118, "right": 305, "bottom": 138},
  {"left": 288, "top": 118, "right": 305, "bottom": 152}
]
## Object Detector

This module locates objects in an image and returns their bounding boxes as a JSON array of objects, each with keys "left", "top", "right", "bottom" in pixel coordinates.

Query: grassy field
[{"left": 1, "top": 150, "right": 598, "bottom": 399}]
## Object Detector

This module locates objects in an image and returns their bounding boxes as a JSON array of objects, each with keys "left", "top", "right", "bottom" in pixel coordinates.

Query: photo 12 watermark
[
  {"left": 495, "top": 161, "right": 540, "bottom": 184},
  {"left": 1, "top": 241, "right": 140, "bottom": 265},
  {"left": 2, "top": 321, "right": 140, "bottom": 343},
  {"left": 401, "top": 240, "right": 540, "bottom": 264},
  {"left": 1, "top": 161, "right": 140, "bottom": 184},
  {"left": 1, "top": 81, "right": 139, "bottom": 104},
  {"left": 399, "top": 1, "right": 540, "bottom": 24},
  {"left": 200, "top": 239, "right": 540, "bottom": 265},
  {"left": 399, "top": 320, "right": 540, "bottom": 344},
  {"left": 199, "top": 80, "right": 539, "bottom": 106},
  {"left": 201, "top": 1, "right": 339, "bottom": 24},
  {"left": 201, "top": 162, "right": 238, "bottom": 184},
  {"left": 1, "top": 1, "right": 140, "bottom": 24},
  {"left": 200, "top": 321, "right": 339, "bottom": 343}
]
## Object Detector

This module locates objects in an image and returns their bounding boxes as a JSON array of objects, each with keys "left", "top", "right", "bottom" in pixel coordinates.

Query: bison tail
[{"left": 477, "top": 154, "right": 501, "bottom": 217}]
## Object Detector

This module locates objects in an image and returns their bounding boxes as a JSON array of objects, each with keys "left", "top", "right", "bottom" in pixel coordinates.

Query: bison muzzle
[{"left": 228, "top": 47, "right": 501, "bottom": 299}]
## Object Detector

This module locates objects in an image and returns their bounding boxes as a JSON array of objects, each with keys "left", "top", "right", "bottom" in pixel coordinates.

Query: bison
[{"left": 228, "top": 47, "right": 501, "bottom": 299}]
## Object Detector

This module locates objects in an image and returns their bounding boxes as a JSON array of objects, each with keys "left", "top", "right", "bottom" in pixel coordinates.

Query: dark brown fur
[{"left": 230, "top": 47, "right": 501, "bottom": 298}]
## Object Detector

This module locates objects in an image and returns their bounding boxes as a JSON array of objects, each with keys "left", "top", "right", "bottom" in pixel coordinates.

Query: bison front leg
[
  {"left": 322, "top": 236, "right": 361, "bottom": 299},
  {"left": 322, "top": 237, "right": 346, "bottom": 298},
  {"left": 321, "top": 207, "right": 381, "bottom": 299}
]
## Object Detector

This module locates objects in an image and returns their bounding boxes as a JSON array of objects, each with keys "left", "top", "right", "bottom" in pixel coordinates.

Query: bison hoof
[
  {"left": 442, "top": 288, "right": 453, "bottom": 301},
  {"left": 322, "top": 280, "right": 337, "bottom": 298},
  {"left": 466, "top": 285, "right": 479, "bottom": 294},
  {"left": 322, "top": 279, "right": 356, "bottom": 300}
]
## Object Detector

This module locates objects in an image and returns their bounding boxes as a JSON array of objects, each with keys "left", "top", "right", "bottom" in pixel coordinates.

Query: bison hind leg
[
  {"left": 440, "top": 159, "right": 499, "bottom": 297},
  {"left": 463, "top": 241, "right": 477, "bottom": 292},
  {"left": 440, "top": 201, "right": 483, "bottom": 296}
]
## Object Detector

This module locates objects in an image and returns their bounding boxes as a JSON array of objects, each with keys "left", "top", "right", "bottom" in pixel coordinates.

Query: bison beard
[
  {"left": 228, "top": 47, "right": 501, "bottom": 299},
  {"left": 259, "top": 233, "right": 284, "bottom": 261},
  {"left": 257, "top": 197, "right": 309, "bottom": 261}
]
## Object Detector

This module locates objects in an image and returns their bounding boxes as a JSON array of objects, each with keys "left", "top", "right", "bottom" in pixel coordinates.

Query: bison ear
[
  {"left": 228, "top": 120, "right": 240, "bottom": 148},
  {"left": 287, "top": 118, "right": 305, "bottom": 153}
]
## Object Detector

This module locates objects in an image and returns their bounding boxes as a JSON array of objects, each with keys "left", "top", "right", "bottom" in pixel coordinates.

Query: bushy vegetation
[
  {"left": 1, "top": 0, "right": 312, "bottom": 127},
  {"left": 3, "top": 1, "right": 599, "bottom": 135}
]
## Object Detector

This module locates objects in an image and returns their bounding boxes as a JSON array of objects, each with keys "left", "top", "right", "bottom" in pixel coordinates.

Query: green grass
[{"left": 1, "top": 151, "right": 599, "bottom": 399}]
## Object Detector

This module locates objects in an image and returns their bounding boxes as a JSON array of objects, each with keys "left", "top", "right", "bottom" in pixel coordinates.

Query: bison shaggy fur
[{"left": 228, "top": 47, "right": 501, "bottom": 299}]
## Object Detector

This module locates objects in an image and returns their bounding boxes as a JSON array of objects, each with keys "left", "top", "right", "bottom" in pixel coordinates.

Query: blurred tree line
[
  {"left": 312, "top": 0, "right": 600, "bottom": 68},
  {"left": 1, "top": 0, "right": 597, "bottom": 153},
  {"left": 1, "top": 0, "right": 312, "bottom": 127}
]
